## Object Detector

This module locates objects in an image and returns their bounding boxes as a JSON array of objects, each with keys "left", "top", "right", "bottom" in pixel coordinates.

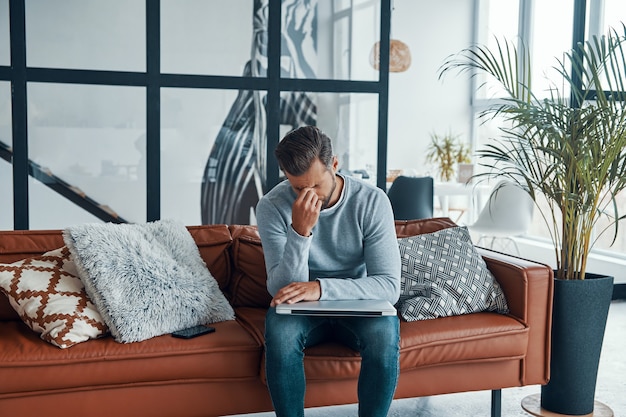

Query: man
[{"left": 255, "top": 125, "right": 401, "bottom": 417}]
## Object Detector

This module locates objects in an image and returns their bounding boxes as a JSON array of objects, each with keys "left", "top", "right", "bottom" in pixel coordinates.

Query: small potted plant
[{"left": 425, "top": 132, "right": 471, "bottom": 182}]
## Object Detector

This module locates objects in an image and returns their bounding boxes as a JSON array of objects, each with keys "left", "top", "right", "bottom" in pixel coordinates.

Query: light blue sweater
[{"left": 256, "top": 174, "right": 401, "bottom": 304}]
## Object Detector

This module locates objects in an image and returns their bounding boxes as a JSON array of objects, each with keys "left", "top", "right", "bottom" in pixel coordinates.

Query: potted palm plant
[{"left": 439, "top": 26, "right": 626, "bottom": 415}]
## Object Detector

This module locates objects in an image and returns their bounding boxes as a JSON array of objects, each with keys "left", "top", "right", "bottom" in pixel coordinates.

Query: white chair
[{"left": 467, "top": 180, "right": 534, "bottom": 255}]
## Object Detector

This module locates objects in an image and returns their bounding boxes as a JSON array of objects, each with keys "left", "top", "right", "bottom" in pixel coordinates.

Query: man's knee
[{"left": 361, "top": 317, "right": 400, "bottom": 356}]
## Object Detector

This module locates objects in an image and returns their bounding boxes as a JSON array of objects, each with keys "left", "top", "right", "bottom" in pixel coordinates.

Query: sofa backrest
[
  {"left": 394, "top": 217, "right": 457, "bottom": 238},
  {"left": 226, "top": 225, "right": 272, "bottom": 307},
  {"left": 0, "top": 230, "right": 67, "bottom": 321},
  {"left": 0, "top": 217, "right": 459, "bottom": 320},
  {"left": 0, "top": 226, "right": 235, "bottom": 321},
  {"left": 186, "top": 224, "right": 233, "bottom": 290},
  {"left": 222, "top": 217, "right": 458, "bottom": 309},
  {"left": 0, "top": 229, "right": 66, "bottom": 264}
]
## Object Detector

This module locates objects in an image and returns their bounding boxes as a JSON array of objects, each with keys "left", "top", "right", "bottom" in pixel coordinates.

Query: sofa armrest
[{"left": 478, "top": 247, "right": 554, "bottom": 385}]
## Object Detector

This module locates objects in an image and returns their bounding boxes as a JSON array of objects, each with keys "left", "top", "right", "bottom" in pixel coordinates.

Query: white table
[{"left": 435, "top": 182, "right": 491, "bottom": 223}]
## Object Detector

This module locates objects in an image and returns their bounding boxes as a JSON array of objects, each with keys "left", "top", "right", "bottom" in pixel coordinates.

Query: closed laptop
[{"left": 275, "top": 299, "right": 397, "bottom": 317}]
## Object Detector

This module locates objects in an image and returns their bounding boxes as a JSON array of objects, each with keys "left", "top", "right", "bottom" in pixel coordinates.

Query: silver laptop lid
[{"left": 275, "top": 299, "right": 397, "bottom": 317}]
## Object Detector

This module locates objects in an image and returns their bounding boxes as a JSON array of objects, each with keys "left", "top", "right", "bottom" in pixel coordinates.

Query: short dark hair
[{"left": 274, "top": 126, "right": 334, "bottom": 176}]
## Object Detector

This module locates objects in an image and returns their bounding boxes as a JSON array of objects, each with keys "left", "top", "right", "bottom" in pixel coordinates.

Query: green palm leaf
[{"left": 440, "top": 26, "right": 626, "bottom": 280}]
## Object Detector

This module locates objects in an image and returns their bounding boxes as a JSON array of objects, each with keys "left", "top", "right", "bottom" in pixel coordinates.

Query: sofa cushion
[
  {"left": 396, "top": 226, "right": 509, "bottom": 321},
  {"left": 228, "top": 225, "right": 272, "bottom": 308},
  {"left": 63, "top": 220, "right": 235, "bottom": 343},
  {"left": 0, "top": 247, "right": 108, "bottom": 348},
  {"left": 187, "top": 225, "right": 233, "bottom": 290},
  {"left": 0, "top": 318, "right": 262, "bottom": 395},
  {"left": 398, "top": 312, "right": 528, "bottom": 369},
  {"left": 236, "top": 305, "right": 528, "bottom": 383}
]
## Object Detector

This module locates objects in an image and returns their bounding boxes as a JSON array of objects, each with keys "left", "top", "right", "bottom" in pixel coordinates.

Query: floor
[{"left": 231, "top": 300, "right": 626, "bottom": 417}]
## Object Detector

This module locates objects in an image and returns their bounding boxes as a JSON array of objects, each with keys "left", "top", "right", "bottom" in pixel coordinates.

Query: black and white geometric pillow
[{"left": 396, "top": 226, "right": 509, "bottom": 321}]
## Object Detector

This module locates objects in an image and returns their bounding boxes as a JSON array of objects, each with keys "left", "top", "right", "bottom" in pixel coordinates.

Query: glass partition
[
  {"left": 164, "top": 0, "right": 383, "bottom": 81},
  {"left": 29, "top": 177, "right": 102, "bottom": 230},
  {"left": 162, "top": 88, "right": 379, "bottom": 226},
  {"left": 0, "top": 81, "right": 11, "bottom": 230},
  {"left": 161, "top": 0, "right": 254, "bottom": 76},
  {"left": 6, "top": 1, "right": 391, "bottom": 230},
  {"left": 160, "top": 87, "right": 240, "bottom": 225},
  {"left": 0, "top": 160, "right": 12, "bottom": 230},
  {"left": 289, "top": 0, "right": 381, "bottom": 81},
  {"left": 283, "top": 91, "right": 380, "bottom": 182},
  {"left": 0, "top": 0, "right": 9, "bottom": 66},
  {"left": 28, "top": 83, "right": 146, "bottom": 227},
  {"left": 25, "top": 0, "right": 145, "bottom": 71}
]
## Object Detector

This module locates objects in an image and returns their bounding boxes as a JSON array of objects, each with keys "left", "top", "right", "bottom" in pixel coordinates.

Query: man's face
[{"left": 285, "top": 157, "right": 338, "bottom": 210}]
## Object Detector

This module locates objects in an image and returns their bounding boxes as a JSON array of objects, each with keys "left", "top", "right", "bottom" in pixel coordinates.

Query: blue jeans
[{"left": 264, "top": 307, "right": 400, "bottom": 417}]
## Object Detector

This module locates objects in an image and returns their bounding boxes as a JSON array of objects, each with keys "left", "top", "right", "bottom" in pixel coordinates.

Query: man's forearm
[{"left": 265, "top": 226, "right": 313, "bottom": 296}]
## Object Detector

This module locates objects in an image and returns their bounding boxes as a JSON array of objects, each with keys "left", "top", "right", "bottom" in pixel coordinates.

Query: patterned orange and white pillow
[{"left": 0, "top": 246, "right": 108, "bottom": 348}]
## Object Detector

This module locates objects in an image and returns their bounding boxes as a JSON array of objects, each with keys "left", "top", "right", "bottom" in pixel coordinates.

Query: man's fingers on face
[
  {"left": 298, "top": 187, "right": 317, "bottom": 202},
  {"left": 298, "top": 188, "right": 320, "bottom": 210}
]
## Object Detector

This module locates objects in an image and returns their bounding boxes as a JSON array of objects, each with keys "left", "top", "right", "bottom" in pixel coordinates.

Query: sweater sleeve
[{"left": 256, "top": 196, "right": 312, "bottom": 297}]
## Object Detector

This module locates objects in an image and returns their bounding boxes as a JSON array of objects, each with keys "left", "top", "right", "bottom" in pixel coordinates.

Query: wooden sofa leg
[{"left": 491, "top": 389, "right": 502, "bottom": 417}]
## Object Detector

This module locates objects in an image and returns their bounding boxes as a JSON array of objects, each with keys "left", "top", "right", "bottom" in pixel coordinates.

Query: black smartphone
[{"left": 171, "top": 325, "right": 216, "bottom": 339}]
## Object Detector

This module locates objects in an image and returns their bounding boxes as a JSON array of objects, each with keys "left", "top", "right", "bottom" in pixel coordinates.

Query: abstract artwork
[{"left": 201, "top": 0, "right": 318, "bottom": 224}]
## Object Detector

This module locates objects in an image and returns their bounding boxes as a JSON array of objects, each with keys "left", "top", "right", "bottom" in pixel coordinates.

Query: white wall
[{"left": 387, "top": 0, "right": 474, "bottom": 176}]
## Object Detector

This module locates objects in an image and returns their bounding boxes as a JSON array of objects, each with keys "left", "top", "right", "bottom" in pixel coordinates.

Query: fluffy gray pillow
[
  {"left": 396, "top": 226, "right": 509, "bottom": 321},
  {"left": 63, "top": 219, "right": 235, "bottom": 343}
]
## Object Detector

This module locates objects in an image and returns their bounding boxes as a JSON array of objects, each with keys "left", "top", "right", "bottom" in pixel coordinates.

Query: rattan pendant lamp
[{"left": 369, "top": 1, "right": 411, "bottom": 72}]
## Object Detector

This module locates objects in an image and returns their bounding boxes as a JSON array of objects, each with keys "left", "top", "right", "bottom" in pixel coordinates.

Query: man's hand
[
  {"left": 291, "top": 188, "right": 322, "bottom": 237},
  {"left": 270, "top": 281, "right": 321, "bottom": 307}
]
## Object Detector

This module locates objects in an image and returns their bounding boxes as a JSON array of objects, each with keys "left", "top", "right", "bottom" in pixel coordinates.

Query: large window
[
  {"left": 602, "top": 0, "right": 626, "bottom": 34},
  {"left": 589, "top": 0, "right": 626, "bottom": 255},
  {"left": 475, "top": 0, "right": 626, "bottom": 258},
  {"left": 531, "top": 0, "right": 574, "bottom": 98}
]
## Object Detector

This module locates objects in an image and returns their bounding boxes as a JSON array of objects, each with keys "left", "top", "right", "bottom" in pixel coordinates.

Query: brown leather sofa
[{"left": 0, "top": 217, "right": 553, "bottom": 417}]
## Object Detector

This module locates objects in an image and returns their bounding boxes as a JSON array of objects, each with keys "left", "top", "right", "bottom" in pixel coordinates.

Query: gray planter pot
[{"left": 540, "top": 273, "right": 614, "bottom": 415}]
